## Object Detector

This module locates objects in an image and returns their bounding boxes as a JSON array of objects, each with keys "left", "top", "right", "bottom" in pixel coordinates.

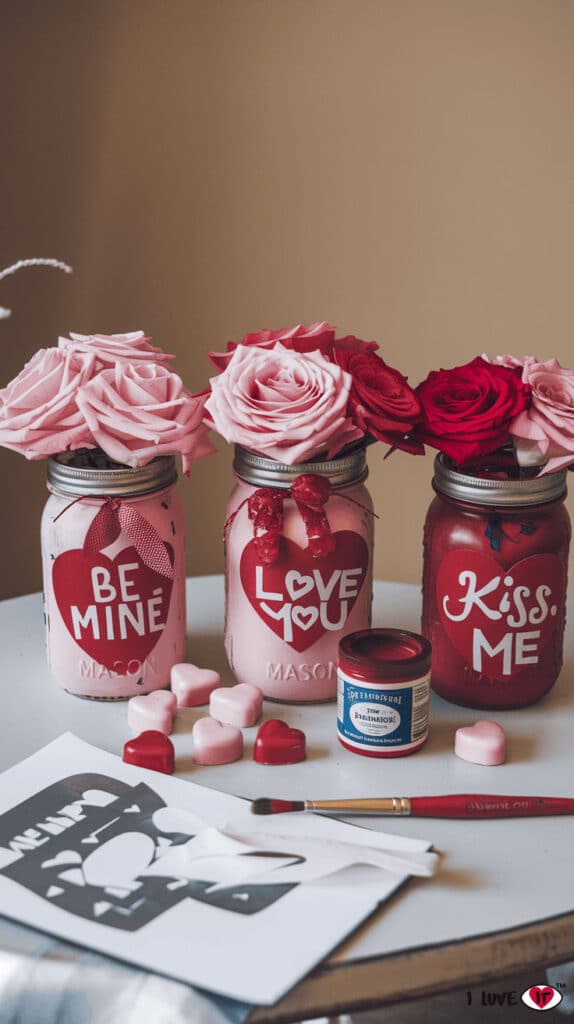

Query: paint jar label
[{"left": 337, "top": 671, "right": 430, "bottom": 753}]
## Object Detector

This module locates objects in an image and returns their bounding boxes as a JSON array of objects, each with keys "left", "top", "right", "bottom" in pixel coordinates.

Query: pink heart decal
[
  {"left": 53, "top": 545, "right": 173, "bottom": 673},
  {"left": 240, "top": 531, "right": 369, "bottom": 653},
  {"left": 437, "top": 551, "right": 565, "bottom": 683},
  {"left": 291, "top": 606, "right": 319, "bottom": 631}
]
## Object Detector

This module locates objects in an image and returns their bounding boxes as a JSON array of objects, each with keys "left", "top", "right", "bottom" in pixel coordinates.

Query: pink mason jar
[
  {"left": 41, "top": 453, "right": 186, "bottom": 698},
  {"left": 225, "top": 446, "right": 374, "bottom": 702}
]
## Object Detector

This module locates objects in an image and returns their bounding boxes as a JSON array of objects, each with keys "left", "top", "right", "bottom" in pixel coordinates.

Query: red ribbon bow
[
  {"left": 55, "top": 497, "right": 174, "bottom": 579},
  {"left": 84, "top": 499, "right": 174, "bottom": 579},
  {"left": 224, "top": 473, "right": 337, "bottom": 565}
]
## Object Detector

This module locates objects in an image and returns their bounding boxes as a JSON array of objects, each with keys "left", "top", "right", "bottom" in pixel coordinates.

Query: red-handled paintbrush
[{"left": 251, "top": 794, "right": 574, "bottom": 819}]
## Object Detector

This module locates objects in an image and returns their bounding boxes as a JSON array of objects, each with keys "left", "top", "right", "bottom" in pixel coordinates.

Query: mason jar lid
[
  {"left": 47, "top": 452, "right": 177, "bottom": 497},
  {"left": 433, "top": 453, "right": 567, "bottom": 508},
  {"left": 233, "top": 445, "right": 368, "bottom": 489}
]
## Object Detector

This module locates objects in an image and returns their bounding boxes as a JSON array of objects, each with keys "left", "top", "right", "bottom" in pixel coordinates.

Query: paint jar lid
[{"left": 339, "top": 628, "right": 432, "bottom": 683}]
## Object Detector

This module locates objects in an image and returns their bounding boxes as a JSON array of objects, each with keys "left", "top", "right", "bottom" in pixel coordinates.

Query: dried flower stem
[{"left": 0, "top": 258, "right": 73, "bottom": 319}]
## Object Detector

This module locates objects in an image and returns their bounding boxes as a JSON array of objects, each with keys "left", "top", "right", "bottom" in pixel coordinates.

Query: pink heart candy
[
  {"left": 209, "top": 683, "right": 263, "bottom": 728},
  {"left": 128, "top": 690, "right": 177, "bottom": 736},
  {"left": 171, "top": 663, "right": 221, "bottom": 707},
  {"left": 192, "top": 717, "right": 243, "bottom": 765},
  {"left": 454, "top": 720, "right": 506, "bottom": 766}
]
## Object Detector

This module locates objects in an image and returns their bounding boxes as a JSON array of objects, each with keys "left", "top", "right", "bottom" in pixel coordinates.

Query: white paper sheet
[{"left": 0, "top": 734, "right": 432, "bottom": 1005}]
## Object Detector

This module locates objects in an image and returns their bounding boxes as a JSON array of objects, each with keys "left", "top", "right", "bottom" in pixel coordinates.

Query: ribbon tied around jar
[
  {"left": 54, "top": 496, "right": 174, "bottom": 579},
  {"left": 224, "top": 473, "right": 376, "bottom": 565}
]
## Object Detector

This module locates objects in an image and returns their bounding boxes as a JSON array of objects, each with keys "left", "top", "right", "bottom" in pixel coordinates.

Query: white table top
[{"left": 1, "top": 576, "right": 574, "bottom": 1017}]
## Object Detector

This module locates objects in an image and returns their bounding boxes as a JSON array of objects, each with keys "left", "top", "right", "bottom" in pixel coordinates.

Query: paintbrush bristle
[{"left": 251, "top": 798, "right": 306, "bottom": 815}]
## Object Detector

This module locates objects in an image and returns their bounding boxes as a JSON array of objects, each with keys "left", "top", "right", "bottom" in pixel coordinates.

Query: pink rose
[
  {"left": 208, "top": 322, "right": 337, "bottom": 371},
  {"left": 509, "top": 358, "right": 574, "bottom": 473},
  {"left": 59, "top": 331, "right": 173, "bottom": 369},
  {"left": 76, "top": 363, "right": 215, "bottom": 474},
  {"left": 0, "top": 348, "right": 96, "bottom": 459},
  {"left": 482, "top": 353, "right": 537, "bottom": 381},
  {"left": 204, "top": 342, "right": 363, "bottom": 464}
]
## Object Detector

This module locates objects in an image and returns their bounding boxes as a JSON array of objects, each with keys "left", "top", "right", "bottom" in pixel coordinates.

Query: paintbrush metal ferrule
[{"left": 306, "top": 797, "right": 412, "bottom": 815}]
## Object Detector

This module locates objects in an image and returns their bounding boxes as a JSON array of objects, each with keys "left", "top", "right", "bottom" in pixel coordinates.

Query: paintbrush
[{"left": 251, "top": 794, "right": 574, "bottom": 819}]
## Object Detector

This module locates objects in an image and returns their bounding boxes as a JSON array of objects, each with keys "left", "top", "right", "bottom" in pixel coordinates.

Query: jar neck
[
  {"left": 433, "top": 489, "right": 566, "bottom": 516},
  {"left": 47, "top": 452, "right": 177, "bottom": 498},
  {"left": 232, "top": 445, "right": 368, "bottom": 490},
  {"left": 432, "top": 453, "right": 567, "bottom": 510}
]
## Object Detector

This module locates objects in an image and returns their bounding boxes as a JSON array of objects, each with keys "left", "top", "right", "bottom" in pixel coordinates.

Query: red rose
[
  {"left": 208, "top": 322, "right": 337, "bottom": 370},
  {"left": 415, "top": 356, "right": 531, "bottom": 464},
  {"left": 208, "top": 324, "right": 379, "bottom": 370},
  {"left": 333, "top": 348, "right": 423, "bottom": 454}
]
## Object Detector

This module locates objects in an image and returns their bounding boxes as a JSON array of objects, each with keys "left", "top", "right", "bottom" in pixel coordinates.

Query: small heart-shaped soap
[
  {"left": 171, "top": 663, "right": 221, "bottom": 707},
  {"left": 210, "top": 683, "right": 263, "bottom": 728},
  {"left": 192, "top": 717, "right": 243, "bottom": 765},
  {"left": 123, "top": 730, "right": 175, "bottom": 774},
  {"left": 128, "top": 690, "right": 177, "bottom": 735},
  {"left": 253, "top": 719, "right": 306, "bottom": 765},
  {"left": 454, "top": 720, "right": 506, "bottom": 766}
]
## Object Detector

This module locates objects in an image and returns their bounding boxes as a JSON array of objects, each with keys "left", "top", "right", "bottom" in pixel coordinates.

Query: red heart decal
[
  {"left": 53, "top": 545, "right": 173, "bottom": 673},
  {"left": 437, "top": 551, "right": 565, "bottom": 683},
  {"left": 240, "top": 531, "right": 369, "bottom": 653},
  {"left": 253, "top": 719, "right": 306, "bottom": 764},
  {"left": 528, "top": 986, "right": 555, "bottom": 1009},
  {"left": 123, "top": 730, "right": 174, "bottom": 774}
]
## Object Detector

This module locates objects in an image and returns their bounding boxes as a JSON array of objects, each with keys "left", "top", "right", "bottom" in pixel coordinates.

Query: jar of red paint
[
  {"left": 337, "top": 628, "right": 431, "bottom": 757},
  {"left": 422, "top": 454, "right": 570, "bottom": 709}
]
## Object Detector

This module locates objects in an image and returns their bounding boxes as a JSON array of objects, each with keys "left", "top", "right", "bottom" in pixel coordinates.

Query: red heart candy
[
  {"left": 123, "top": 730, "right": 175, "bottom": 774},
  {"left": 253, "top": 719, "right": 306, "bottom": 765}
]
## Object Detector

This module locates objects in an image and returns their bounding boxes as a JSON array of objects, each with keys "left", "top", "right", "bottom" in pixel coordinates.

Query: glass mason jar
[
  {"left": 422, "top": 454, "right": 570, "bottom": 709},
  {"left": 225, "top": 446, "right": 374, "bottom": 702},
  {"left": 41, "top": 453, "right": 186, "bottom": 699}
]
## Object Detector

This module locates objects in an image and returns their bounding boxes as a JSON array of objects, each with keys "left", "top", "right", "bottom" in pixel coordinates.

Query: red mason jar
[{"left": 422, "top": 454, "right": 570, "bottom": 709}]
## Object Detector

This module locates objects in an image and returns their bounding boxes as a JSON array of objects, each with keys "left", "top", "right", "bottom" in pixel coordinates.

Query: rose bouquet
[
  {"left": 204, "top": 322, "right": 423, "bottom": 464},
  {"left": 0, "top": 331, "right": 214, "bottom": 473},
  {"left": 414, "top": 354, "right": 574, "bottom": 475},
  {"left": 202, "top": 325, "right": 574, "bottom": 476}
]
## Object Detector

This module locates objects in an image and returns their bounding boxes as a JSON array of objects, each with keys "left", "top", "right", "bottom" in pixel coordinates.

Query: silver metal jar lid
[
  {"left": 233, "top": 445, "right": 368, "bottom": 489},
  {"left": 47, "top": 452, "right": 177, "bottom": 498},
  {"left": 433, "top": 453, "right": 567, "bottom": 508}
]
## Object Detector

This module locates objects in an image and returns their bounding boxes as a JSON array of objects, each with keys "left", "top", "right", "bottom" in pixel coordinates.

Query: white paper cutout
[{"left": 0, "top": 734, "right": 435, "bottom": 1005}]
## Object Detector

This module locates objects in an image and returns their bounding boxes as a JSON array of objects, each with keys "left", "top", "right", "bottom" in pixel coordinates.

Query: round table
[{"left": 1, "top": 576, "right": 574, "bottom": 1022}]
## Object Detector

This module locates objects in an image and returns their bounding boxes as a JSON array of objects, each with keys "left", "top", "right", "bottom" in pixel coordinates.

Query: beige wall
[{"left": 1, "top": 0, "right": 572, "bottom": 600}]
